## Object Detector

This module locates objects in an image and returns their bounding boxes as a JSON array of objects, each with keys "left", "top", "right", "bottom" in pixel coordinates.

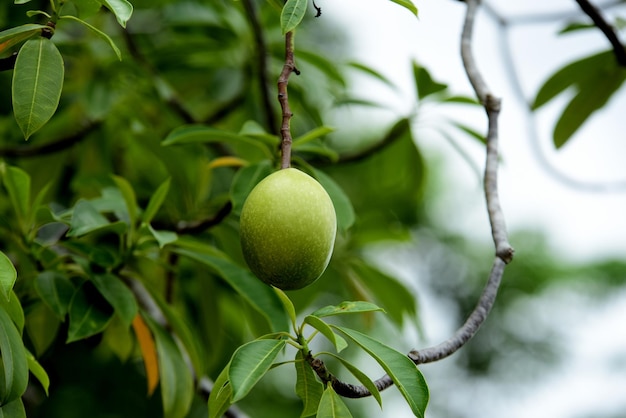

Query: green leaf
[
  {"left": 34, "top": 271, "right": 75, "bottom": 319},
  {"left": 333, "top": 326, "right": 429, "bottom": 418},
  {"left": 91, "top": 274, "right": 137, "bottom": 328},
  {"left": 281, "top": 0, "right": 308, "bottom": 34},
  {"left": 173, "top": 247, "right": 288, "bottom": 332},
  {"left": 297, "top": 50, "right": 346, "bottom": 87},
  {"left": 295, "top": 351, "right": 323, "bottom": 417},
  {"left": 144, "top": 315, "right": 194, "bottom": 418},
  {"left": 303, "top": 315, "right": 347, "bottom": 353},
  {"left": 111, "top": 175, "right": 138, "bottom": 225},
  {"left": 293, "top": 126, "right": 335, "bottom": 146},
  {"left": 311, "top": 301, "right": 385, "bottom": 318},
  {"left": 24, "top": 303, "right": 59, "bottom": 356},
  {"left": 313, "top": 170, "right": 355, "bottom": 232},
  {"left": 142, "top": 177, "right": 171, "bottom": 224},
  {"left": 0, "top": 398, "right": 25, "bottom": 418},
  {"left": 316, "top": 384, "right": 353, "bottom": 418},
  {"left": 230, "top": 160, "right": 273, "bottom": 215},
  {"left": 321, "top": 352, "right": 382, "bottom": 408},
  {"left": 0, "top": 291, "right": 24, "bottom": 333},
  {"left": 0, "top": 164, "right": 31, "bottom": 226},
  {"left": 163, "top": 125, "right": 273, "bottom": 160},
  {"left": 147, "top": 224, "right": 178, "bottom": 248},
  {"left": 532, "top": 50, "right": 615, "bottom": 110},
  {"left": 12, "top": 37, "right": 64, "bottom": 140},
  {"left": 553, "top": 65, "right": 626, "bottom": 148},
  {"left": 347, "top": 62, "right": 396, "bottom": 89},
  {"left": 0, "top": 253, "right": 17, "bottom": 303},
  {"left": 100, "top": 0, "right": 133, "bottom": 28},
  {"left": 413, "top": 62, "right": 447, "bottom": 100},
  {"left": 71, "top": 0, "right": 103, "bottom": 19},
  {"left": 66, "top": 282, "right": 114, "bottom": 343},
  {"left": 67, "top": 199, "right": 116, "bottom": 237},
  {"left": 0, "top": 307, "right": 28, "bottom": 405},
  {"left": 273, "top": 287, "right": 297, "bottom": 330},
  {"left": 59, "top": 15, "right": 122, "bottom": 60},
  {"left": 229, "top": 339, "right": 286, "bottom": 402},
  {"left": 208, "top": 363, "right": 233, "bottom": 418},
  {"left": 25, "top": 349, "right": 49, "bottom": 396},
  {"left": 0, "top": 24, "right": 48, "bottom": 54},
  {"left": 389, "top": 0, "right": 418, "bottom": 16}
]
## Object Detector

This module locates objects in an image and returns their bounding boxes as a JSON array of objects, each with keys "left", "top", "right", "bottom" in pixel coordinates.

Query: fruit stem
[{"left": 277, "top": 30, "right": 299, "bottom": 169}]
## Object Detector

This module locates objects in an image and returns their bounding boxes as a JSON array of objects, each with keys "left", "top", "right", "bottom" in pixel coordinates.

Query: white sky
[{"left": 318, "top": 1, "right": 626, "bottom": 417}]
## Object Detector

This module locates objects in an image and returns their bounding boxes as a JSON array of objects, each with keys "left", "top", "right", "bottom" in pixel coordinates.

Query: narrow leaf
[
  {"left": 59, "top": 15, "right": 122, "bottom": 60},
  {"left": 208, "top": 364, "right": 233, "bottom": 418},
  {"left": 229, "top": 339, "right": 286, "bottom": 402},
  {"left": 12, "top": 37, "right": 64, "bottom": 140},
  {"left": 208, "top": 156, "right": 248, "bottom": 169},
  {"left": 303, "top": 316, "right": 347, "bottom": 353},
  {"left": 66, "top": 282, "right": 114, "bottom": 343},
  {"left": 333, "top": 326, "right": 429, "bottom": 418},
  {"left": 0, "top": 291, "right": 24, "bottom": 332},
  {"left": 25, "top": 349, "right": 49, "bottom": 396},
  {"left": 132, "top": 314, "right": 159, "bottom": 396},
  {"left": 144, "top": 315, "right": 194, "bottom": 418},
  {"left": 293, "top": 126, "right": 335, "bottom": 146},
  {"left": 317, "top": 385, "right": 353, "bottom": 418},
  {"left": 273, "top": 287, "right": 297, "bottom": 330},
  {"left": 311, "top": 301, "right": 384, "bottom": 318},
  {"left": 91, "top": 274, "right": 138, "bottom": 328},
  {"left": 295, "top": 351, "right": 323, "bottom": 417},
  {"left": 0, "top": 253, "right": 17, "bottom": 303},
  {"left": 0, "top": 307, "right": 28, "bottom": 405},
  {"left": 389, "top": 0, "right": 418, "bottom": 16},
  {"left": 100, "top": 0, "right": 133, "bottom": 28},
  {"left": 142, "top": 178, "right": 171, "bottom": 224},
  {"left": 112, "top": 175, "right": 138, "bottom": 226},
  {"left": 281, "top": 0, "right": 308, "bottom": 34},
  {"left": 174, "top": 248, "right": 288, "bottom": 332},
  {"left": 0, "top": 24, "right": 48, "bottom": 55},
  {"left": 34, "top": 271, "right": 75, "bottom": 319},
  {"left": 0, "top": 164, "right": 31, "bottom": 225}
]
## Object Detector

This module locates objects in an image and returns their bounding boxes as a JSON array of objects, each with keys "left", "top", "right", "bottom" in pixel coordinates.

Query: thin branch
[
  {"left": 308, "top": 0, "right": 513, "bottom": 398},
  {"left": 277, "top": 31, "right": 300, "bottom": 169},
  {"left": 241, "top": 0, "right": 278, "bottom": 135},
  {"left": 575, "top": 0, "right": 626, "bottom": 65},
  {"left": 0, "top": 120, "right": 100, "bottom": 158}
]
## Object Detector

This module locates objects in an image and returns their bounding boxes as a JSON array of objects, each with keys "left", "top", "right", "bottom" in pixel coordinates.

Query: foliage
[{"left": 0, "top": 0, "right": 623, "bottom": 417}]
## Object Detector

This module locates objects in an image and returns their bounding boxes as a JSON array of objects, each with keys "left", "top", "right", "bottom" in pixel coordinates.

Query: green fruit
[{"left": 239, "top": 168, "right": 337, "bottom": 290}]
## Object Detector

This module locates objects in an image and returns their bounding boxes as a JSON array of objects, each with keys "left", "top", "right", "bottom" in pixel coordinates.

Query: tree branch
[
  {"left": 277, "top": 31, "right": 299, "bottom": 169},
  {"left": 308, "top": 0, "right": 514, "bottom": 398},
  {"left": 241, "top": 0, "right": 278, "bottom": 135},
  {"left": 0, "top": 120, "right": 101, "bottom": 158},
  {"left": 575, "top": 0, "right": 626, "bottom": 66}
]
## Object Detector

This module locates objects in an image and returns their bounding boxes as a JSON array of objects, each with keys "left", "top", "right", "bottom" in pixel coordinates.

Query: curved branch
[
  {"left": 309, "top": 0, "right": 513, "bottom": 398},
  {"left": 575, "top": 0, "right": 626, "bottom": 66}
]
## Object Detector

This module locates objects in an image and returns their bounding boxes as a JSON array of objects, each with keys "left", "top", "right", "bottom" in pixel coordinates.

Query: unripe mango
[{"left": 239, "top": 168, "right": 337, "bottom": 290}]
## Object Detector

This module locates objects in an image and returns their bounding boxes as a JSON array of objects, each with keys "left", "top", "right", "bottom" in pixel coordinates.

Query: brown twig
[
  {"left": 574, "top": 0, "right": 626, "bottom": 66},
  {"left": 277, "top": 31, "right": 300, "bottom": 169},
  {"left": 241, "top": 0, "right": 278, "bottom": 135},
  {"left": 307, "top": 0, "right": 514, "bottom": 398}
]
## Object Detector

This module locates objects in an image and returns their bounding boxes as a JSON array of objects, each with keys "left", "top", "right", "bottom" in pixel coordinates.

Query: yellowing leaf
[
  {"left": 208, "top": 156, "right": 248, "bottom": 169},
  {"left": 132, "top": 314, "right": 159, "bottom": 395}
]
